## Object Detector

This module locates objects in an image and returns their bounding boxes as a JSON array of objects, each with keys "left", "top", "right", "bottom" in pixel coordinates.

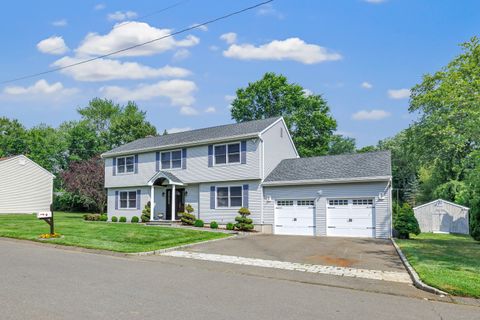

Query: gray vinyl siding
[
  {"left": 414, "top": 200, "right": 469, "bottom": 234},
  {"left": 263, "top": 181, "right": 392, "bottom": 238},
  {"left": 104, "top": 139, "right": 260, "bottom": 188},
  {"left": 107, "top": 187, "right": 150, "bottom": 221},
  {"left": 198, "top": 180, "right": 262, "bottom": 224},
  {"left": 261, "top": 119, "right": 297, "bottom": 177},
  {"left": 0, "top": 156, "right": 53, "bottom": 214}
]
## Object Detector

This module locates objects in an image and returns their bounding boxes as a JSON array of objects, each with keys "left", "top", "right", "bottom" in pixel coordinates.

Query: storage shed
[
  {"left": 413, "top": 199, "right": 469, "bottom": 234},
  {"left": 0, "top": 155, "right": 54, "bottom": 214}
]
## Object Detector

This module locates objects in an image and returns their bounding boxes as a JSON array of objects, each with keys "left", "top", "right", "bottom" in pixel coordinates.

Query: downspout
[{"left": 259, "top": 136, "right": 265, "bottom": 226}]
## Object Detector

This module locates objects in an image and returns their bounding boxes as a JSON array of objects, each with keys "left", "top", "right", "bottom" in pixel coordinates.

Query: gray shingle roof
[
  {"left": 264, "top": 151, "right": 391, "bottom": 183},
  {"left": 161, "top": 171, "right": 183, "bottom": 184},
  {"left": 102, "top": 117, "right": 281, "bottom": 157}
]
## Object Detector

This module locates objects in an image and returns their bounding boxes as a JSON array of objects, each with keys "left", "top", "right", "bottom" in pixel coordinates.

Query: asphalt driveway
[{"left": 182, "top": 234, "right": 406, "bottom": 272}]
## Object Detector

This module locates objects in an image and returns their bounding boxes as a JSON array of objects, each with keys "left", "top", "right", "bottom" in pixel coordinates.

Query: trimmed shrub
[
  {"left": 194, "top": 219, "right": 204, "bottom": 227},
  {"left": 210, "top": 221, "right": 219, "bottom": 229},
  {"left": 226, "top": 222, "right": 235, "bottom": 230},
  {"left": 100, "top": 214, "right": 108, "bottom": 222},
  {"left": 131, "top": 216, "right": 139, "bottom": 223},
  {"left": 119, "top": 216, "right": 127, "bottom": 223},
  {"left": 234, "top": 207, "right": 254, "bottom": 231},
  {"left": 180, "top": 204, "right": 196, "bottom": 225},
  {"left": 141, "top": 202, "right": 151, "bottom": 223},
  {"left": 83, "top": 214, "right": 101, "bottom": 221},
  {"left": 394, "top": 203, "right": 420, "bottom": 239},
  {"left": 111, "top": 216, "right": 118, "bottom": 222}
]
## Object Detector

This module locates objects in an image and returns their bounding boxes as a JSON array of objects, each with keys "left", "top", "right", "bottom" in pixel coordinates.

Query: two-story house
[{"left": 102, "top": 117, "right": 393, "bottom": 238}]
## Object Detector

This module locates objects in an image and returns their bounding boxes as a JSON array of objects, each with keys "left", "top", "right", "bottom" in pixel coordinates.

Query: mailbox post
[{"left": 37, "top": 211, "right": 54, "bottom": 234}]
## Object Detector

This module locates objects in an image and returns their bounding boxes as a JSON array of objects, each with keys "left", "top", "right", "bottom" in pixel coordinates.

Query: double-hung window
[
  {"left": 117, "top": 156, "right": 134, "bottom": 174},
  {"left": 161, "top": 150, "right": 182, "bottom": 169},
  {"left": 214, "top": 143, "right": 240, "bottom": 165},
  {"left": 216, "top": 186, "right": 243, "bottom": 208},
  {"left": 119, "top": 191, "right": 137, "bottom": 209}
]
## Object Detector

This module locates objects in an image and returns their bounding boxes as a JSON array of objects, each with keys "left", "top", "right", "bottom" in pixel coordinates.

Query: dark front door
[{"left": 166, "top": 188, "right": 185, "bottom": 220}]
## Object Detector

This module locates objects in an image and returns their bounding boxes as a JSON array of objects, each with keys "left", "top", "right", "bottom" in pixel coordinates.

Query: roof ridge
[{"left": 281, "top": 150, "right": 391, "bottom": 162}]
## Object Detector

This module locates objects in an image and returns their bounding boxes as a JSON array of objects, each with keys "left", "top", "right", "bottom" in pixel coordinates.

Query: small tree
[
  {"left": 141, "top": 201, "right": 151, "bottom": 222},
  {"left": 394, "top": 203, "right": 420, "bottom": 239},
  {"left": 180, "top": 204, "right": 196, "bottom": 225},
  {"left": 235, "top": 207, "right": 254, "bottom": 231}
]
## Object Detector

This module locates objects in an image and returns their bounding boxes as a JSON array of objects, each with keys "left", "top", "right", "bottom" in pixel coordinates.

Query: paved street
[{"left": 0, "top": 238, "right": 478, "bottom": 320}]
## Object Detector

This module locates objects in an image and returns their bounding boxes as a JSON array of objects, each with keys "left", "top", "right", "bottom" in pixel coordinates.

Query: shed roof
[
  {"left": 413, "top": 199, "right": 470, "bottom": 211},
  {"left": 264, "top": 151, "right": 391, "bottom": 184},
  {"left": 102, "top": 117, "right": 282, "bottom": 157}
]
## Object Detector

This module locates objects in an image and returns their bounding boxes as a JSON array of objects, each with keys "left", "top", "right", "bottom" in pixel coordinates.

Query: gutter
[{"left": 101, "top": 133, "right": 260, "bottom": 158}]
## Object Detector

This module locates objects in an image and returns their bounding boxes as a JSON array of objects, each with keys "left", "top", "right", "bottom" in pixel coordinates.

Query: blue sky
[{"left": 0, "top": 0, "right": 479, "bottom": 147}]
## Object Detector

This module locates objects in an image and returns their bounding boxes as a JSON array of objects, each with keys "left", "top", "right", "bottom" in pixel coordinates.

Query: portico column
[
  {"left": 171, "top": 184, "right": 176, "bottom": 221},
  {"left": 150, "top": 185, "right": 155, "bottom": 221}
]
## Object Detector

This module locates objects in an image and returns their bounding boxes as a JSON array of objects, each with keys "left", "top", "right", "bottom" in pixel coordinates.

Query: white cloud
[
  {"left": 224, "top": 95, "right": 236, "bottom": 102},
  {"left": 256, "top": 3, "right": 284, "bottom": 19},
  {"left": 173, "top": 49, "right": 190, "bottom": 61},
  {"left": 204, "top": 106, "right": 216, "bottom": 113},
  {"left": 352, "top": 109, "right": 391, "bottom": 121},
  {"left": 37, "top": 36, "right": 69, "bottom": 55},
  {"left": 180, "top": 106, "right": 199, "bottom": 116},
  {"left": 361, "top": 81, "right": 373, "bottom": 89},
  {"left": 388, "top": 88, "right": 410, "bottom": 99},
  {"left": 167, "top": 127, "right": 192, "bottom": 133},
  {"left": 76, "top": 21, "right": 199, "bottom": 57},
  {"left": 94, "top": 3, "right": 106, "bottom": 10},
  {"left": 209, "top": 45, "right": 219, "bottom": 51},
  {"left": 3, "top": 79, "right": 78, "bottom": 98},
  {"left": 100, "top": 79, "right": 197, "bottom": 107},
  {"left": 107, "top": 11, "right": 138, "bottom": 21},
  {"left": 223, "top": 37, "right": 342, "bottom": 64},
  {"left": 189, "top": 23, "right": 208, "bottom": 32},
  {"left": 220, "top": 32, "right": 237, "bottom": 44},
  {"left": 364, "top": 0, "right": 387, "bottom": 3},
  {"left": 52, "top": 56, "right": 191, "bottom": 82},
  {"left": 52, "top": 19, "right": 67, "bottom": 27},
  {"left": 303, "top": 89, "right": 313, "bottom": 96}
]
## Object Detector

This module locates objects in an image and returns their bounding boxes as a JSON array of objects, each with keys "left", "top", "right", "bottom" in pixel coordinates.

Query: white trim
[
  {"left": 212, "top": 142, "right": 241, "bottom": 166},
  {"left": 413, "top": 199, "right": 470, "bottom": 211},
  {"left": 0, "top": 155, "right": 55, "bottom": 178},
  {"left": 215, "top": 185, "right": 243, "bottom": 209},
  {"left": 160, "top": 149, "right": 183, "bottom": 170},
  {"left": 118, "top": 190, "right": 138, "bottom": 210},
  {"left": 259, "top": 117, "right": 299, "bottom": 158},
  {"left": 147, "top": 171, "right": 184, "bottom": 186},
  {"left": 101, "top": 133, "right": 259, "bottom": 158},
  {"left": 262, "top": 176, "right": 392, "bottom": 186}
]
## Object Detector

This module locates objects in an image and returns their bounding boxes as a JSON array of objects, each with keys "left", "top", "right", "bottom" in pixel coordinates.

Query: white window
[
  {"left": 161, "top": 150, "right": 182, "bottom": 169},
  {"left": 277, "top": 200, "right": 294, "bottom": 206},
  {"left": 119, "top": 191, "right": 137, "bottom": 209},
  {"left": 214, "top": 143, "right": 240, "bottom": 165},
  {"left": 297, "top": 200, "right": 315, "bottom": 206},
  {"left": 329, "top": 199, "right": 349, "bottom": 206},
  {"left": 117, "top": 156, "right": 135, "bottom": 174},
  {"left": 352, "top": 199, "right": 373, "bottom": 206},
  {"left": 216, "top": 186, "right": 243, "bottom": 208}
]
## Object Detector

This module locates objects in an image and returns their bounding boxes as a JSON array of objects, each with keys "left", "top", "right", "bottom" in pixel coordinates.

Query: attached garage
[
  {"left": 263, "top": 151, "right": 393, "bottom": 239},
  {"left": 326, "top": 198, "right": 375, "bottom": 237},
  {"left": 274, "top": 199, "right": 315, "bottom": 236}
]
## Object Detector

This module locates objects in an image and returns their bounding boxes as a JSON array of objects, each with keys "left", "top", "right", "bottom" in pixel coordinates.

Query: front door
[{"left": 166, "top": 188, "right": 185, "bottom": 220}]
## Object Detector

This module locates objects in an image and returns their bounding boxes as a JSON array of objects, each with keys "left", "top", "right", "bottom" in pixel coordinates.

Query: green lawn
[
  {"left": 397, "top": 233, "right": 480, "bottom": 297},
  {"left": 0, "top": 212, "right": 229, "bottom": 253}
]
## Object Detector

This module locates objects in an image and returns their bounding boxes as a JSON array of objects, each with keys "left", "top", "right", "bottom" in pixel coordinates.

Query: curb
[{"left": 391, "top": 239, "right": 449, "bottom": 296}]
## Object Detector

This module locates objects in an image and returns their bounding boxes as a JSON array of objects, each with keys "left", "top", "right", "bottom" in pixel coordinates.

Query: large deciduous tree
[
  {"left": 328, "top": 134, "right": 356, "bottom": 155},
  {"left": 230, "top": 72, "right": 337, "bottom": 157},
  {"left": 61, "top": 156, "right": 106, "bottom": 213},
  {"left": 0, "top": 117, "right": 28, "bottom": 157}
]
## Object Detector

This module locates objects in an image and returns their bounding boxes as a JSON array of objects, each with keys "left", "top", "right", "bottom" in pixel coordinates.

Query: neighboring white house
[
  {"left": 0, "top": 155, "right": 54, "bottom": 214},
  {"left": 414, "top": 199, "right": 470, "bottom": 234},
  {"left": 101, "top": 117, "right": 393, "bottom": 238}
]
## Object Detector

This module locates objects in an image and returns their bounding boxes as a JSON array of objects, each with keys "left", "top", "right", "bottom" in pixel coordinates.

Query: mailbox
[{"left": 37, "top": 211, "right": 52, "bottom": 219}]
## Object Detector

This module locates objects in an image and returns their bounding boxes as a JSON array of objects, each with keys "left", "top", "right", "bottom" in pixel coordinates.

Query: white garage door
[
  {"left": 275, "top": 199, "right": 315, "bottom": 236},
  {"left": 327, "top": 199, "right": 375, "bottom": 237}
]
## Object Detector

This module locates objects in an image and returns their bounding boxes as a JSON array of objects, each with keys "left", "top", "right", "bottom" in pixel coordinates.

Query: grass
[
  {"left": 396, "top": 233, "right": 480, "bottom": 298},
  {"left": 0, "top": 212, "right": 229, "bottom": 253}
]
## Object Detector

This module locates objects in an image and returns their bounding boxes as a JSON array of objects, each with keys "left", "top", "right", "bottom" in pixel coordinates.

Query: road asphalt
[{"left": 0, "top": 238, "right": 478, "bottom": 320}]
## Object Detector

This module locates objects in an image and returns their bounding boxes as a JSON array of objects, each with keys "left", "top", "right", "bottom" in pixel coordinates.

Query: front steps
[{"left": 146, "top": 220, "right": 182, "bottom": 226}]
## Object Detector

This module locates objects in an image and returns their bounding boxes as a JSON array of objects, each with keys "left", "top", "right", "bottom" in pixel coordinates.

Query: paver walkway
[{"left": 162, "top": 250, "right": 412, "bottom": 283}]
